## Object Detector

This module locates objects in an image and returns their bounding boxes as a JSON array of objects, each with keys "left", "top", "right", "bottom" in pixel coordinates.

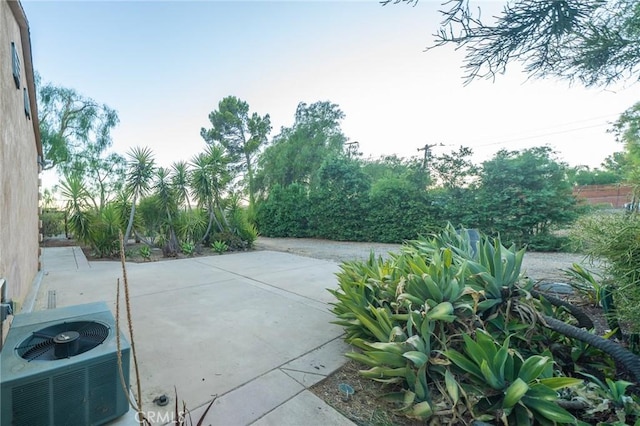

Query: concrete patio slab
[
  {"left": 33, "top": 247, "right": 353, "bottom": 425},
  {"left": 188, "top": 369, "right": 304, "bottom": 425},
  {"left": 251, "top": 391, "right": 355, "bottom": 426},
  {"left": 280, "top": 337, "right": 352, "bottom": 387}
]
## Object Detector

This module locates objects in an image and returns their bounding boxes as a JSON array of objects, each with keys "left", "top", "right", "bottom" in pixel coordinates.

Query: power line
[
  {"left": 474, "top": 122, "right": 610, "bottom": 148},
  {"left": 454, "top": 113, "right": 620, "bottom": 149}
]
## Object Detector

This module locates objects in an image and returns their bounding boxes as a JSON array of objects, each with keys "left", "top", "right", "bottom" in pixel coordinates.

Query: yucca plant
[
  {"left": 175, "top": 209, "right": 208, "bottom": 245},
  {"left": 88, "top": 203, "right": 122, "bottom": 257},
  {"left": 59, "top": 173, "right": 94, "bottom": 243}
]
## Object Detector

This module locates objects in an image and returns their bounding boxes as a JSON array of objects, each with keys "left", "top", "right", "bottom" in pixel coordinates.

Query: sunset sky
[{"left": 22, "top": 0, "right": 638, "bottom": 189}]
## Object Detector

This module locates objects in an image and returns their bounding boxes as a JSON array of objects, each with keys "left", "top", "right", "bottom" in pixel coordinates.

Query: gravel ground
[{"left": 255, "top": 237, "right": 592, "bottom": 283}]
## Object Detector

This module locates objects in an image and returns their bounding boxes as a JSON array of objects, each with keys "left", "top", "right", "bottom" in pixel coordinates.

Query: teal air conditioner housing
[{"left": 1, "top": 302, "right": 130, "bottom": 426}]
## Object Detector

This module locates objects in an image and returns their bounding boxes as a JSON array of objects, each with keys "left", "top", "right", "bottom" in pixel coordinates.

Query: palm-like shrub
[
  {"left": 88, "top": 203, "right": 123, "bottom": 257},
  {"left": 330, "top": 225, "right": 640, "bottom": 424},
  {"left": 175, "top": 209, "right": 208, "bottom": 246},
  {"left": 60, "top": 174, "right": 93, "bottom": 242},
  {"left": 228, "top": 199, "right": 259, "bottom": 249}
]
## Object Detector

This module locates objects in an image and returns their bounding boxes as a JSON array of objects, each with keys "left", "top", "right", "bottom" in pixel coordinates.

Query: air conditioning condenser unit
[{"left": 1, "top": 302, "right": 131, "bottom": 425}]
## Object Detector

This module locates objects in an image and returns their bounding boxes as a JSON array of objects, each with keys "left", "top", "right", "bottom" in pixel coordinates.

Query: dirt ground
[
  {"left": 255, "top": 236, "right": 591, "bottom": 283},
  {"left": 44, "top": 236, "right": 591, "bottom": 282}
]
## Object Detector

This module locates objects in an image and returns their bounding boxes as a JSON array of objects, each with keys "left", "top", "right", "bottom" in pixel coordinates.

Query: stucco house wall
[{"left": 0, "top": 0, "right": 42, "bottom": 321}]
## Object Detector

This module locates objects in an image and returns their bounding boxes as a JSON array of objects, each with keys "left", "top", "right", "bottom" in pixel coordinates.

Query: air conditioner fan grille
[{"left": 16, "top": 321, "right": 109, "bottom": 361}]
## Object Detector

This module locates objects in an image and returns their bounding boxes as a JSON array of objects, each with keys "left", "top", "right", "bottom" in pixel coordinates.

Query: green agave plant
[
  {"left": 138, "top": 245, "right": 152, "bottom": 261},
  {"left": 211, "top": 240, "right": 228, "bottom": 254},
  {"left": 464, "top": 237, "right": 527, "bottom": 312},
  {"left": 576, "top": 373, "right": 640, "bottom": 424},
  {"left": 444, "top": 330, "right": 581, "bottom": 425},
  {"left": 181, "top": 242, "right": 195, "bottom": 256},
  {"left": 330, "top": 225, "right": 636, "bottom": 424}
]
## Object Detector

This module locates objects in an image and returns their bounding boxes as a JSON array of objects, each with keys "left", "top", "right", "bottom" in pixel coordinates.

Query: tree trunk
[
  {"left": 162, "top": 228, "right": 179, "bottom": 258},
  {"left": 197, "top": 205, "right": 221, "bottom": 246},
  {"left": 123, "top": 193, "right": 137, "bottom": 245},
  {"left": 246, "top": 152, "right": 255, "bottom": 211}
]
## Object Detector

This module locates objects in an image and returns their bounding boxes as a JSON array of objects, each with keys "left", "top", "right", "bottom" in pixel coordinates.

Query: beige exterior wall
[{"left": 0, "top": 0, "right": 41, "bottom": 315}]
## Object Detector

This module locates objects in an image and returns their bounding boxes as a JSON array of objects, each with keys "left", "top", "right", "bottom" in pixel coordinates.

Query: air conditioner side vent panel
[
  {"left": 12, "top": 378, "right": 50, "bottom": 425},
  {"left": 53, "top": 369, "right": 87, "bottom": 426}
]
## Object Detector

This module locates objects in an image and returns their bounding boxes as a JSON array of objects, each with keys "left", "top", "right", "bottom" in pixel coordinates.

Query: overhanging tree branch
[{"left": 386, "top": 0, "right": 640, "bottom": 87}]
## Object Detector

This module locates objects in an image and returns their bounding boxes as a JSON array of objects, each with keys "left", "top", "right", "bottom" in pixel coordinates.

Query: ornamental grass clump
[
  {"left": 330, "top": 224, "right": 640, "bottom": 425},
  {"left": 570, "top": 212, "right": 640, "bottom": 336}
]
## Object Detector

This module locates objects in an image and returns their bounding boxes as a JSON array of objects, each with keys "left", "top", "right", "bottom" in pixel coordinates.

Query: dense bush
[
  {"left": 210, "top": 231, "right": 246, "bottom": 251},
  {"left": 308, "top": 157, "right": 370, "bottom": 241},
  {"left": 175, "top": 209, "right": 208, "bottom": 246},
  {"left": 87, "top": 203, "right": 124, "bottom": 257},
  {"left": 41, "top": 209, "right": 65, "bottom": 237},
  {"left": 257, "top": 183, "right": 310, "bottom": 237},
  {"left": 228, "top": 203, "right": 259, "bottom": 248},
  {"left": 365, "top": 177, "right": 434, "bottom": 243},
  {"left": 476, "top": 147, "right": 578, "bottom": 247},
  {"left": 330, "top": 226, "right": 640, "bottom": 424},
  {"left": 256, "top": 147, "right": 581, "bottom": 249},
  {"left": 526, "top": 233, "right": 571, "bottom": 252}
]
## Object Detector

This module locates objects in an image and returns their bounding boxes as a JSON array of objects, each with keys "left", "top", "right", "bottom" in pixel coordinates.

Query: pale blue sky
[{"left": 23, "top": 0, "right": 638, "bottom": 187}]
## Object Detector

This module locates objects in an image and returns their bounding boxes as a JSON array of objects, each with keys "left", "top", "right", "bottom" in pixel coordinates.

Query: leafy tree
[
  {"left": 412, "top": 146, "right": 481, "bottom": 230},
  {"left": 38, "top": 77, "right": 125, "bottom": 209},
  {"left": 389, "top": 0, "right": 640, "bottom": 86},
  {"left": 477, "top": 146, "right": 578, "bottom": 247},
  {"left": 83, "top": 152, "right": 126, "bottom": 211},
  {"left": 37, "top": 76, "right": 120, "bottom": 170},
  {"left": 430, "top": 145, "right": 479, "bottom": 189},
  {"left": 601, "top": 151, "right": 630, "bottom": 178},
  {"left": 123, "top": 146, "right": 156, "bottom": 244},
  {"left": 566, "top": 165, "right": 622, "bottom": 185},
  {"left": 361, "top": 154, "right": 428, "bottom": 188},
  {"left": 256, "top": 101, "right": 347, "bottom": 193},
  {"left": 611, "top": 101, "right": 640, "bottom": 208},
  {"left": 200, "top": 96, "right": 271, "bottom": 210}
]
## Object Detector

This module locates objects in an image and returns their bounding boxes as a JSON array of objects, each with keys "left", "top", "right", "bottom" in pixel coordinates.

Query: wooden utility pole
[
  {"left": 345, "top": 141, "right": 359, "bottom": 158},
  {"left": 417, "top": 143, "right": 443, "bottom": 170}
]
